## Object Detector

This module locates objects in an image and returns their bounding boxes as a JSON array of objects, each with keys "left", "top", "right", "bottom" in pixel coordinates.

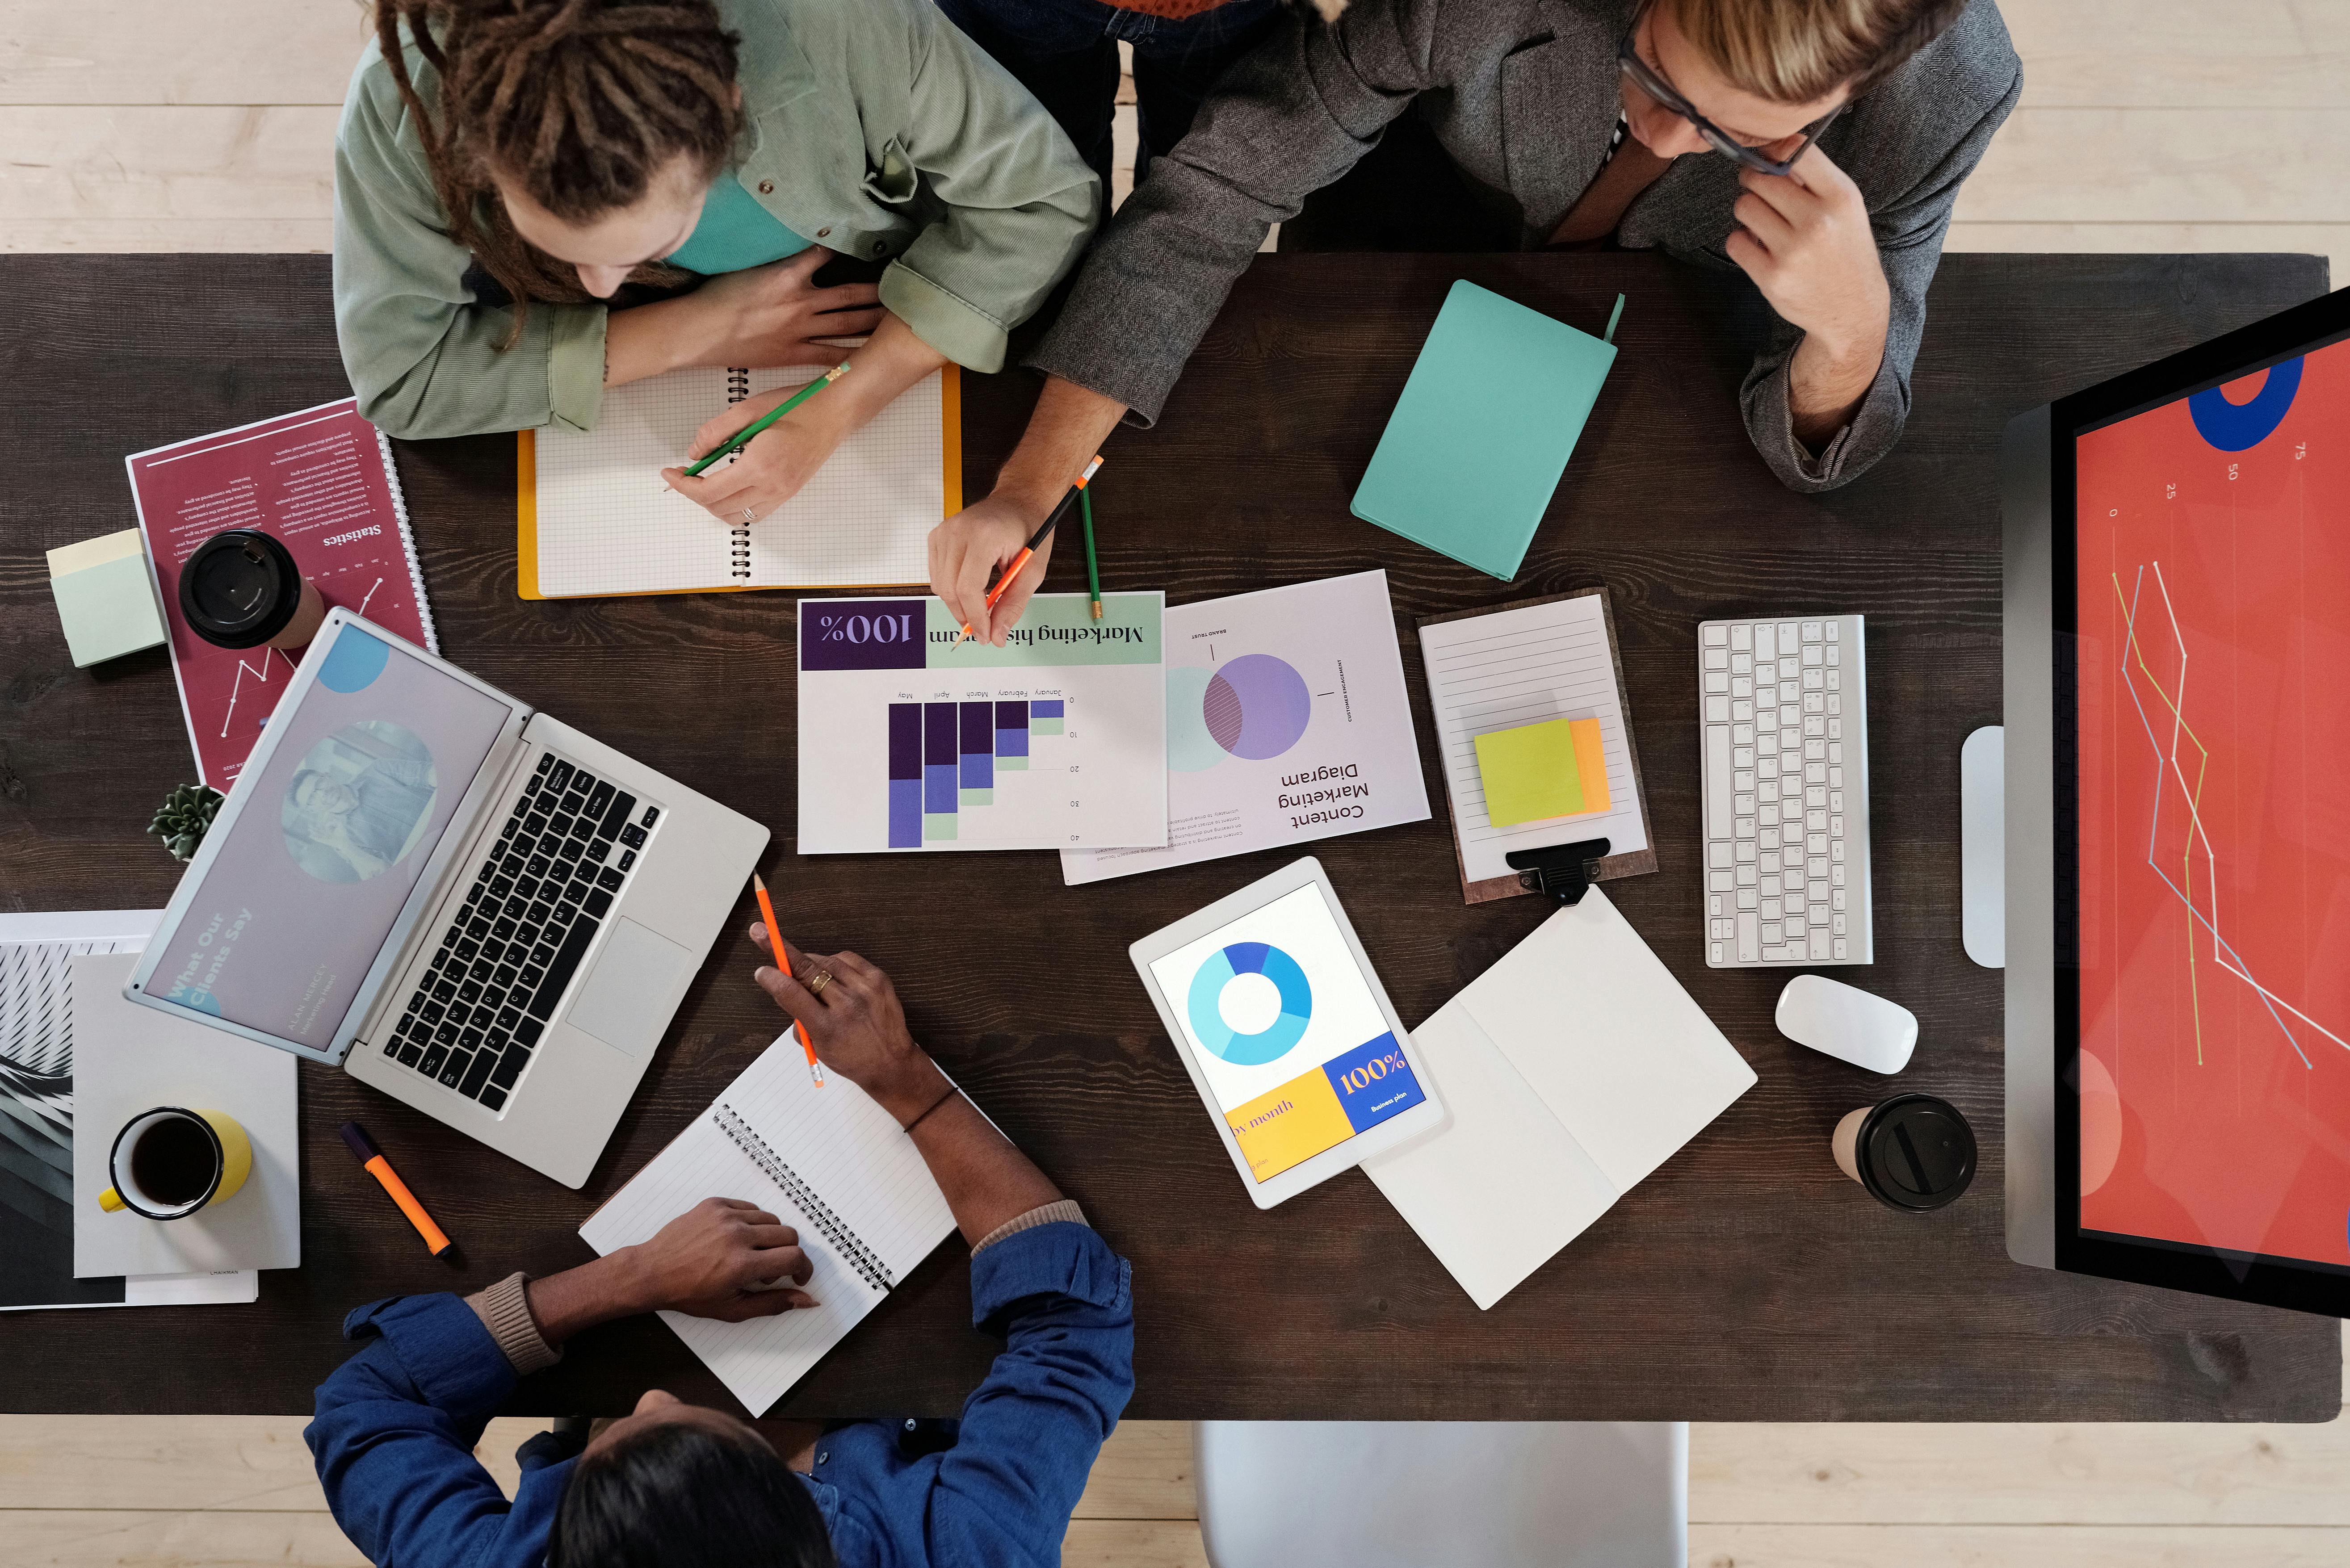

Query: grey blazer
[{"left": 1028, "top": 0, "right": 2022, "bottom": 492}]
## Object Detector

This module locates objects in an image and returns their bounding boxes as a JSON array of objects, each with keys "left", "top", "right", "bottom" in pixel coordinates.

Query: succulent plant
[{"left": 147, "top": 783, "right": 225, "bottom": 863}]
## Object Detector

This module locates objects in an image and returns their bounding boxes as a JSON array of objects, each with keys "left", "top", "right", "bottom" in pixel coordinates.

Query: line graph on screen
[{"left": 2116, "top": 561, "right": 2345, "bottom": 1072}]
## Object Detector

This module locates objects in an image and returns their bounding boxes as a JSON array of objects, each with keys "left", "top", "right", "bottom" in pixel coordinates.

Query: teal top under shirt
[{"left": 665, "top": 171, "right": 815, "bottom": 274}]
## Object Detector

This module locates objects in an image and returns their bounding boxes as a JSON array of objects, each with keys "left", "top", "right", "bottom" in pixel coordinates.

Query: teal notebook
[{"left": 1351, "top": 280, "right": 1619, "bottom": 582}]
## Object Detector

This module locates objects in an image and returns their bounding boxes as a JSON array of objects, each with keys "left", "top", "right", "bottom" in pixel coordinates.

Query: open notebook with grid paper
[
  {"left": 578, "top": 1038, "right": 957, "bottom": 1414},
  {"left": 518, "top": 363, "right": 960, "bottom": 599}
]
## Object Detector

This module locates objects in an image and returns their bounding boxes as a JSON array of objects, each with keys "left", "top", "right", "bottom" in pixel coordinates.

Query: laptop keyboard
[{"left": 379, "top": 754, "right": 661, "bottom": 1111}]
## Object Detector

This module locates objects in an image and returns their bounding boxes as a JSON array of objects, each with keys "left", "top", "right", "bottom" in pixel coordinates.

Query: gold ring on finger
[{"left": 804, "top": 967, "right": 833, "bottom": 998}]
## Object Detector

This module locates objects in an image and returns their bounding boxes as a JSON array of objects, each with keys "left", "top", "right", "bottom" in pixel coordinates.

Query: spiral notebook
[
  {"left": 518, "top": 362, "right": 960, "bottom": 599},
  {"left": 579, "top": 1039, "right": 957, "bottom": 1414}
]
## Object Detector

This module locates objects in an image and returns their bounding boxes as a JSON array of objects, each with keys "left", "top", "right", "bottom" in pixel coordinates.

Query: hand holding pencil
[{"left": 748, "top": 922, "right": 951, "bottom": 1123}]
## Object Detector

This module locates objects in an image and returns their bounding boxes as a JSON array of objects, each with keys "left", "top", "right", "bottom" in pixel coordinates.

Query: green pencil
[
  {"left": 682, "top": 361, "right": 848, "bottom": 477},
  {"left": 1081, "top": 484, "right": 1102, "bottom": 620}
]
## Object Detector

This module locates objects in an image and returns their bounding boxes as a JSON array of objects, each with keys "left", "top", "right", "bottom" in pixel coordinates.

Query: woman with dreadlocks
[{"left": 334, "top": 0, "right": 1099, "bottom": 524}]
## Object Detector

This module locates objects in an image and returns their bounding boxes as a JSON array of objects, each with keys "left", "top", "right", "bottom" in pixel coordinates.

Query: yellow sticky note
[{"left": 1475, "top": 718, "right": 1587, "bottom": 826}]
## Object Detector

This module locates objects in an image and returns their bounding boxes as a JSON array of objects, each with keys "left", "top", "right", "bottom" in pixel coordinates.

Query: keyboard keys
[
  {"left": 460, "top": 1049, "right": 499, "bottom": 1098},
  {"left": 527, "top": 914, "right": 601, "bottom": 1022},
  {"left": 438, "top": 1051, "right": 470, "bottom": 1088},
  {"left": 640, "top": 806, "right": 659, "bottom": 827},
  {"left": 491, "top": 1043, "right": 532, "bottom": 1090},
  {"left": 1702, "top": 615, "right": 1867, "bottom": 967},
  {"left": 419, "top": 1044, "right": 450, "bottom": 1077},
  {"left": 547, "top": 759, "right": 573, "bottom": 793},
  {"left": 598, "top": 790, "right": 637, "bottom": 840},
  {"left": 619, "top": 822, "right": 647, "bottom": 849},
  {"left": 584, "top": 889, "right": 613, "bottom": 918}
]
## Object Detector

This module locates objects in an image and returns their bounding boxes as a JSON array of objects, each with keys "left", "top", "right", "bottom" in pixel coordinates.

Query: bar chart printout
[{"left": 802, "top": 594, "right": 1166, "bottom": 853}]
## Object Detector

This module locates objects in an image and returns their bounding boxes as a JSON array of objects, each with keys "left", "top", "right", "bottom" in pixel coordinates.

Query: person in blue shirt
[{"left": 305, "top": 929, "right": 1133, "bottom": 1568}]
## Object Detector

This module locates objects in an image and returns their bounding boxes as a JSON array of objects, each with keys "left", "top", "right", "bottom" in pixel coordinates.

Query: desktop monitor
[{"left": 2003, "top": 285, "right": 2350, "bottom": 1315}]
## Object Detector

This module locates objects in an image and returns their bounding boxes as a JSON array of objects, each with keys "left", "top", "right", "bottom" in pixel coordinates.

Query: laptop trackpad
[{"left": 568, "top": 919, "right": 692, "bottom": 1058}]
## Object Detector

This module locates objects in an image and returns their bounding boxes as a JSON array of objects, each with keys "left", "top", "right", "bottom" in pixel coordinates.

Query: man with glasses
[{"left": 930, "top": 0, "right": 2021, "bottom": 644}]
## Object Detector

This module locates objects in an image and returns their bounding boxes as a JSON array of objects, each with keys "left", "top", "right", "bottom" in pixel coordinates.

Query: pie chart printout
[
  {"left": 1204, "top": 655, "right": 1313, "bottom": 760},
  {"left": 1186, "top": 942, "right": 1313, "bottom": 1067}
]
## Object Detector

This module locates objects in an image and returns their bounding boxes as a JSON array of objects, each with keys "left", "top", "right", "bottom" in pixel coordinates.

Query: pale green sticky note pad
[
  {"left": 1350, "top": 280, "right": 1618, "bottom": 582},
  {"left": 50, "top": 547, "right": 166, "bottom": 668},
  {"left": 1474, "top": 717, "right": 1586, "bottom": 826}
]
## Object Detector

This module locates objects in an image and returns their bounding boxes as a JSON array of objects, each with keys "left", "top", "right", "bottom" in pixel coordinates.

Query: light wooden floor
[{"left": 4, "top": 3, "right": 2345, "bottom": 1564}]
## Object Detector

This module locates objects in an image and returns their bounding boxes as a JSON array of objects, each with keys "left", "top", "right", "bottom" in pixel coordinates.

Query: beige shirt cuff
[
  {"left": 972, "top": 1199, "right": 1088, "bottom": 1255},
  {"left": 464, "top": 1271, "right": 563, "bottom": 1375}
]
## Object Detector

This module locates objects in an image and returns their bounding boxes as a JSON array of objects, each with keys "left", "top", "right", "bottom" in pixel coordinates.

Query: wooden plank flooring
[{"left": 0, "top": 1, "right": 2343, "bottom": 1563}]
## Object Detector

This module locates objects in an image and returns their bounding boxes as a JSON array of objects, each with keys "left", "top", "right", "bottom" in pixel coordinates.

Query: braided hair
[{"left": 373, "top": 0, "right": 745, "bottom": 343}]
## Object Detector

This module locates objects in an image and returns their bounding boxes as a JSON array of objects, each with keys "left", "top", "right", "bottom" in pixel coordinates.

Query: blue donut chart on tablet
[{"left": 1186, "top": 941, "right": 1313, "bottom": 1065}]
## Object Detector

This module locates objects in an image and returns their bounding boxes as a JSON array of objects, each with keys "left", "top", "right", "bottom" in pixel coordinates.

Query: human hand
[
  {"left": 747, "top": 925, "right": 949, "bottom": 1124},
  {"left": 929, "top": 492, "right": 1053, "bottom": 646},
  {"left": 685, "top": 248, "right": 882, "bottom": 369},
  {"left": 660, "top": 384, "right": 851, "bottom": 525},
  {"left": 1723, "top": 144, "right": 1889, "bottom": 369},
  {"left": 622, "top": 1196, "right": 818, "bottom": 1321}
]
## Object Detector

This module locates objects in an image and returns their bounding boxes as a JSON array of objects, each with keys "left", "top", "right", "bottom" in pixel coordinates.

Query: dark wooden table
[{"left": 3, "top": 251, "right": 2337, "bottom": 1421}]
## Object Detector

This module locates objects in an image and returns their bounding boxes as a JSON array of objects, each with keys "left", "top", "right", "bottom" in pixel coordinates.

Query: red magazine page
[{"left": 126, "top": 399, "right": 436, "bottom": 789}]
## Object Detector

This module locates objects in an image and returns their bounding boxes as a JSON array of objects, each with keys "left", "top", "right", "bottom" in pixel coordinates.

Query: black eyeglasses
[{"left": 1616, "top": 21, "right": 1843, "bottom": 178}]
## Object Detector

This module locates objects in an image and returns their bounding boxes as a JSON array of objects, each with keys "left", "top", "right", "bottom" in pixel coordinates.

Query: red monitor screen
[{"left": 2072, "top": 333, "right": 2350, "bottom": 1267}]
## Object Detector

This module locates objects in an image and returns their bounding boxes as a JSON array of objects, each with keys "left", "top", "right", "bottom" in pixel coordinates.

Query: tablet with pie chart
[{"left": 1131, "top": 858, "right": 1448, "bottom": 1207}]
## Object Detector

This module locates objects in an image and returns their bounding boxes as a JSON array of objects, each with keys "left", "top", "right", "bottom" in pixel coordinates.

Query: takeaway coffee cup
[
  {"left": 179, "top": 528, "right": 326, "bottom": 650},
  {"left": 1830, "top": 1093, "right": 1976, "bottom": 1212},
  {"left": 98, "top": 1106, "right": 252, "bottom": 1221}
]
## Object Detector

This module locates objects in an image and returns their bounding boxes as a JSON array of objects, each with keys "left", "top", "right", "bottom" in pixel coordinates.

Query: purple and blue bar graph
[{"left": 888, "top": 700, "right": 1061, "bottom": 847}]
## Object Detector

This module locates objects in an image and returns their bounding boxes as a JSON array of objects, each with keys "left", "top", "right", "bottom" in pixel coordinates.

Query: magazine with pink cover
[{"left": 126, "top": 399, "right": 436, "bottom": 789}]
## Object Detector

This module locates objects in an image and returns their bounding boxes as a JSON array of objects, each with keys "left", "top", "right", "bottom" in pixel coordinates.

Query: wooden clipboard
[{"left": 1416, "top": 586, "right": 1658, "bottom": 904}]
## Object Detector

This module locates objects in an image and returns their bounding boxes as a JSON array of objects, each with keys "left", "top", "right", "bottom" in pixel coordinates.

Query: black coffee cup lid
[
  {"left": 180, "top": 528, "right": 301, "bottom": 648},
  {"left": 1857, "top": 1094, "right": 1976, "bottom": 1212}
]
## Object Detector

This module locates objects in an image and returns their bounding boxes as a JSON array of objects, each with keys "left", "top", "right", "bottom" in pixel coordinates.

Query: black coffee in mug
[{"left": 129, "top": 1115, "right": 218, "bottom": 1207}]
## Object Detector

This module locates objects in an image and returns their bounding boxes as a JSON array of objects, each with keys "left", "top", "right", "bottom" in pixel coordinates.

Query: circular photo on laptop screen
[{"left": 281, "top": 720, "right": 440, "bottom": 883}]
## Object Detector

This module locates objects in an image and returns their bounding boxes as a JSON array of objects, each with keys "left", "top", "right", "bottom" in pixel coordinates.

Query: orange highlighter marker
[
  {"left": 339, "top": 1121, "right": 452, "bottom": 1256},
  {"left": 754, "top": 873, "right": 823, "bottom": 1086}
]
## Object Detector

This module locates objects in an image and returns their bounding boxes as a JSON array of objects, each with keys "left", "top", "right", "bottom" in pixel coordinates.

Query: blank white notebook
[
  {"left": 1362, "top": 889, "right": 1756, "bottom": 1310},
  {"left": 523, "top": 363, "right": 953, "bottom": 599},
  {"left": 579, "top": 1039, "right": 957, "bottom": 1414}
]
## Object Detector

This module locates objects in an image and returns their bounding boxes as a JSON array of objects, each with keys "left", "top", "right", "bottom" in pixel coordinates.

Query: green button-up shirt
[{"left": 332, "top": 0, "right": 1100, "bottom": 440}]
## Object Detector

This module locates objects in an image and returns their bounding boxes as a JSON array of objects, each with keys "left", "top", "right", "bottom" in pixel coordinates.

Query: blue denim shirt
[{"left": 305, "top": 1222, "right": 1133, "bottom": 1568}]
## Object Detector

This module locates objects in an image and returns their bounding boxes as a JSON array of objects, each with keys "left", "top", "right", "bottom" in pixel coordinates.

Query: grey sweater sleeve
[
  {"left": 1739, "top": 64, "right": 2022, "bottom": 493},
  {"left": 1027, "top": 0, "right": 1444, "bottom": 424}
]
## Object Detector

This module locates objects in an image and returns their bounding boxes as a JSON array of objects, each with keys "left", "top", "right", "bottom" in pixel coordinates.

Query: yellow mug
[{"left": 99, "top": 1107, "right": 252, "bottom": 1220}]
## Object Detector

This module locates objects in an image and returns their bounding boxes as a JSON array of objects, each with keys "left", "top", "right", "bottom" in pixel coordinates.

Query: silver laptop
[{"left": 126, "top": 609, "right": 767, "bottom": 1188}]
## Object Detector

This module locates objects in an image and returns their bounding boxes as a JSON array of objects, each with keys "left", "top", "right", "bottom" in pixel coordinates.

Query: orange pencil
[
  {"left": 754, "top": 873, "right": 823, "bottom": 1086},
  {"left": 339, "top": 1121, "right": 451, "bottom": 1256}
]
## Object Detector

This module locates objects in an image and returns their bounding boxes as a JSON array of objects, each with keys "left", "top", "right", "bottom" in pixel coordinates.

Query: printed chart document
[
  {"left": 1363, "top": 889, "right": 1756, "bottom": 1309},
  {"left": 1063, "top": 570, "right": 1430, "bottom": 885},
  {"left": 126, "top": 400, "right": 435, "bottom": 789},
  {"left": 580, "top": 1041, "right": 957, "bottom": 1415},
  {"left": 797, "top": 592, "right": 1167, "bottom": 853},
  {"left": 0, "top": 912, "right": 256, "bottom": 1312},
  {"left": 523, "top": 365, "right": 954, "bottom": 598},
  {"left": 1418, "top": 589, "right": 1655, "bottom": 901}
]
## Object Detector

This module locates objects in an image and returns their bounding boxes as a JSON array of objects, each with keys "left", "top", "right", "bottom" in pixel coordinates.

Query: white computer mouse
[{"left": 1775, "top": 974, "right": 1917, "bottom": 1074}]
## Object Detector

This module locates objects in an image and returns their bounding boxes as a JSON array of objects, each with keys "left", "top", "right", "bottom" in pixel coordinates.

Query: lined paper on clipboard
[{"left": 1417, "top": 589, "right": 1656, "bottom": 903}]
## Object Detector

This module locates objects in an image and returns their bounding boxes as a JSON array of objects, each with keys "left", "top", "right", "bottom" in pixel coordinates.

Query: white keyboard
[{"left": 1698, "top": 614, "right": 1873, "bottom": 967}]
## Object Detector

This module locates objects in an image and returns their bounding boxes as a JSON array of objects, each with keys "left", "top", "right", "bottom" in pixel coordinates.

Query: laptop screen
[
  {"left": 2070, "top": 327, "right": 2350, "bottom": 1271},
  {"left": 149, "top": 622, "right": 512, "bottom": 1049}
]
